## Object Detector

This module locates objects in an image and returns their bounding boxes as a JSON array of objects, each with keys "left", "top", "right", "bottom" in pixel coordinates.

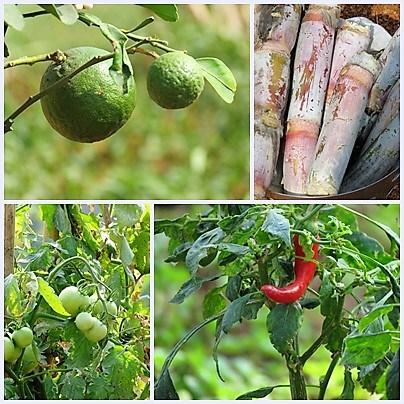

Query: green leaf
[
  {"left": 119, "top": 235, "right": 134, "bottom": 266},
  {"left": 4, "top": 5, "right": 25, "bottom": 31},
  {"left": 197, "top": 57, "right": 237, "bottom": 103},
  {"left": 155, "top": 369, "right": 180, "bottom": 399},
  {"left": 220, "top": 293, "right": 252, "bottom": 334},
  {"left": 236, "top": 386, "right": 277, "bottom": 400},
  {"left": 99, "top": 23, "right": 133, "bottom": 91},
  {"left": 170, "top": 274, "right": 220, "bottom": 304},
  {"left": 225, "top": 274, "right": 242, "bottom": 301},
  {"left": 37, "top": 278, "right": 70, "bottom": 316},
  {"left": 386, "top": 349, "right": 400, "bottom": 399},
  {"left": 266, "top": 303, "right": 303, "bottom": 354},
  {"left": 261, "top": 209, "right": 291, "bottom": 246},
  {"left": 140, "top": 5, "right": 179, "bottom": 22},
  {"left": 39, "top": 5, "right": 78, "bottom": 25},
  {"left": 342, "top": 333, "right": 392, "bottom": 367},
  {"left": 202, "top": 286, "right": 227, "bottom": 319},
  {"left": 55, "top": 205, "right": 71, "bottom": 234},
  {"left": 185, "top": 227, "right": 225, "bottom": 274},
  {"left": 340, "top": 369, "right": 355, "bottom": 399},
  {"left": 358, "top": 304, "right": 395, "bottom": 332},
  {"left": 113, "top": 205, "right": 142, "bottom": 227},
  {"left": 217, "top": 243, "right": 250, "bottom": 256},
  {"left": 40, "top": 205, "right": 57, "bottom": 232}
]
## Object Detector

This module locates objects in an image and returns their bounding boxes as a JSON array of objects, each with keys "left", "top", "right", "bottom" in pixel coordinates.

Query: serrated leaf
[
  {"left": 140, "top": 5, "right": 179, "bottom": 22},
  {"left": 4, "top": 5, "right": 25, "bottom": 31},
  {"left": 37, "top": 278, "right": 70, "bottom": 316},
  {"left": 266, "top": 303, "right": 303, "bottom": 354},
  {"left": 261, "top": 209, "right": 291, "bottom": 246},
  {"left": 342, "top": 333, "right": 392, "bottom": 367},
  {"left": 197, "top": 57, "right": 236, "bottom": 103},
  {"left": 40, "top": 5, "right": 78, "bottom": 25}
]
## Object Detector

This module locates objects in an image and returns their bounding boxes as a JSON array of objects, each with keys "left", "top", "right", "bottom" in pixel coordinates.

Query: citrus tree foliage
[
  {"left": 4, "top": 4, "right": 237, "bottom": 135},
  {"left": 155, "top": 204, "right": 400, "bottom": 400},
  {"left": 4, "top": 204, "right": 150, "bottom": 400}
]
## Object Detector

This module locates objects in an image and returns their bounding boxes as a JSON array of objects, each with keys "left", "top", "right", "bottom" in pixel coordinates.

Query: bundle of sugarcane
[{"left": 254, "top": 4, "right": 400, "bottom": 198}]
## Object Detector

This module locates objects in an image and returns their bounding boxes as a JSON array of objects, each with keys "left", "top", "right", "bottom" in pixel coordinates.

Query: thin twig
[{"left": 5, "top": 50, "right": 66, "bottom": 69}]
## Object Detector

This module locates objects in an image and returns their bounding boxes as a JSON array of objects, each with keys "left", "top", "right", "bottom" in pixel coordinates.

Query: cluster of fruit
[
  {"left": 4, "top": 327, "right": 38, "bottom": 373},
  {"left": 59, "top": 285, "right": 117, "bottom": 343}
]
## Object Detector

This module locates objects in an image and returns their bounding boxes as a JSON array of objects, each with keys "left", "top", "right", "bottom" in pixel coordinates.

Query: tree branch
[{"left": 5, "top": 50, "right": 66, "bottom": 69}]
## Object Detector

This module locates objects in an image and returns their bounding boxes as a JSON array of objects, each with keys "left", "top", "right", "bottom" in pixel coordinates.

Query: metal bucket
[{"left": 266, "top": 168, "right": 399, "bottom": 200}]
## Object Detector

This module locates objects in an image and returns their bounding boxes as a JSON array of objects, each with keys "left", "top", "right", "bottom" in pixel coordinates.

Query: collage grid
[{"left": 1, "top": 0, "right": 402, "bottom": 401}]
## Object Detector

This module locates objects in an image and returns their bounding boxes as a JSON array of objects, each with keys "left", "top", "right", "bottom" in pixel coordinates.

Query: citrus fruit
[
  {"left": 147, "top": 51, "right": 204, "bottom": 109},
  {"left": 40, "top": 46, "right": 136, "bottom": 143}
]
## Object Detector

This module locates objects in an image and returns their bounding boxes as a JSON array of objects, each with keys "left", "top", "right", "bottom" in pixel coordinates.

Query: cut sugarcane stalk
[
  {"left": 368, "top": 29, "right": 399, "bottom": 113},
  {"left": 324, "top": 18, "right": 372, "bottom": 116},
  {"left": 356, "top": 77, "right": 399, "bottom": 148},
  {"left": 341, "top": 113, "right": 399, "bottom": 192},
  {"left": 254, "top": 5, "right": 301, "bottom": 198},
  {"left": 362, "top": 79, "right": 399, "bottom": 150},
  {"left": 282, "top": 5, "right": 339, "bottom": 194},
  {"left": 307, "top": 52, "right": 379, "bottom": 196}
]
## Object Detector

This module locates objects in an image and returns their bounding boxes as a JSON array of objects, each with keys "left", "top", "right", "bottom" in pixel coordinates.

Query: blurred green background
[
  {"left": 5, "top": 5, "right": 249, "bottom": 199},
  {"left": 154, "top": 204, "right": 400, "bottom": 400}
]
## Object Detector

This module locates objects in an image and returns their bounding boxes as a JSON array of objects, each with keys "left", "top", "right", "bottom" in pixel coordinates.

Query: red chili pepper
[{"left": 261, "top": 234, "right": 319, "bottom": 304}]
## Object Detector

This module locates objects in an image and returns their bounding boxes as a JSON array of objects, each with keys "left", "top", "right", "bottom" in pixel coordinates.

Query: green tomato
[
  {"left": 84, "top": 320, "right": 107, "bottom": 343},
  {"left": 22, "top": 344, "right": 39, "bottom": 373},
  {"left": 75, "top": 312, "right": 96, "bottom": 332},
  {"left": 12, "top": 327, "right": 33, "bottom": 348},
  {"left": 106, "top": 302, "right": 118, "bottom": 316},
  {"left": 59, "top": 286, "right": 88, "bottom": 316},
  {"left": 93, "top": 300, "right": 118, "bottom": 316},
  {"left": 4, "top": 337, "right": 22, "bottom": 362}
]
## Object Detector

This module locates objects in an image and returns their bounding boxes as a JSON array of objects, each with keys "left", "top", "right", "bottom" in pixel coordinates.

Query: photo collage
[{"left": 2, "top": 2, "right": 401, "bottom": 401}]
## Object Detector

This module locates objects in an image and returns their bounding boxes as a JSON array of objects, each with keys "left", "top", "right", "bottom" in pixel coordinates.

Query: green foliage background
[
  {"left": 5, "top": 5, "right": 249, "bottom": 199},
  {"left": 154, "top": 204, "right": 399, "bottom": 400}
]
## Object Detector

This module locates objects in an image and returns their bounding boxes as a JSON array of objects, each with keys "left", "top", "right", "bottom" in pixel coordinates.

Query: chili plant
[
  {"left": 4, "top": 204, "right": 150, "bottom": 400},
  {"left": 155, "top": 204, "right": 400, "bottom": 400}
]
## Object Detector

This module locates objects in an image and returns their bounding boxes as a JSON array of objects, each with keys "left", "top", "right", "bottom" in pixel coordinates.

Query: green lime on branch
[
  {"left": 40, "top": 46, "right": 136, "bottom": 143},
  {"left": 147, "top": 51, "right": 205, "bottom": 109}
]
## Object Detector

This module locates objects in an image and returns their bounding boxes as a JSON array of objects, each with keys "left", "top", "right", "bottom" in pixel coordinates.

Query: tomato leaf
[
  {"left": 119, "top": 235, "right": 134, "bottom": 266},
  {"left": 197, "top": 57, "right": 237, "bottom": 103},
  {"left": 37, "top": 278, "right": 70, "bottom": 316},
  {"left": 140, "top": 5, "right": 179, "bottom": 22},
  {"left": 4, "top": 5, "right": 25, "bottom": 31}
]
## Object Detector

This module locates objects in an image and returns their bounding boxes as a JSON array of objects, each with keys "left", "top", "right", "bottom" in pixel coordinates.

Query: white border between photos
[{"left": 1, "top": 0, "right": 403, "bottom": 403}]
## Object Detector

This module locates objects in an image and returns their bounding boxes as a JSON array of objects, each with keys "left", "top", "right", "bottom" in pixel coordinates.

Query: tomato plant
[
  {"left": 155, "top": 204, "right": 400, "bottom": 400},
  {"left": 4, "top": 204, "right": 150, "bottom": 400}
]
